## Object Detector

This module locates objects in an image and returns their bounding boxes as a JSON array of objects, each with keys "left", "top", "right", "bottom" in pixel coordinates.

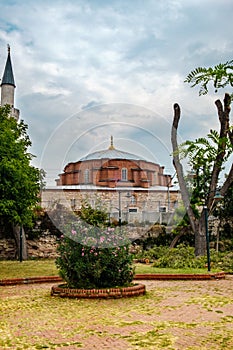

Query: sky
[{"left": 0, "top": 0, "right": 232, "bottom": 186}]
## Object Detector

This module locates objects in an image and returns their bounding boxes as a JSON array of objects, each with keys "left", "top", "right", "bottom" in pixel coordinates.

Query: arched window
[
  {"left": 84, "top": 169, "right": 90, "bottom": 183},
  {"left": 121, "top": 168, "right": 128, "bottom": 181}
]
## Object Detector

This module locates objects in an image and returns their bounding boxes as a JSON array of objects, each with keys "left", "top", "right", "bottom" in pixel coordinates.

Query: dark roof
[{"left": 1, "top": 46, "right": 15, "bottom": 87}]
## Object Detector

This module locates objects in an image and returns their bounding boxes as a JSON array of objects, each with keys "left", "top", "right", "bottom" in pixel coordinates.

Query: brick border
[
  {"left": 134, "top": 271, "right": 226, "bottom": 280},
  {"left": 51, "top": 283, "right": 146, "bottom": 299},
  {"left": 0, "top": 276, "right": 62, "bottom": 286},
  {"left": 0, "top": 271, "right": 225, "bottom": 286}
]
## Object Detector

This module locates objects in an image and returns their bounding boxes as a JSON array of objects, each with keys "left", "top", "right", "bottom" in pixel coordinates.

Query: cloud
[{"left": 0, "top": 0, "right": 232, "bottom": 184}]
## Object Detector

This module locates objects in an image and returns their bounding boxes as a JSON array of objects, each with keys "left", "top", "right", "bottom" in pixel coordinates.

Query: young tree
[
  {"left": 78, "top": 199, "right": 108, "bottom": 227},
  {"left": 0, "top": 105, "right": 41, "bottom": 259},
  {"left": 171, "top": 61, "right": 233, "bottom": 256}
]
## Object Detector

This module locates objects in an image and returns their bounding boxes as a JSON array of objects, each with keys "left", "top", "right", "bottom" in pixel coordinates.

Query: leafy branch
[{"left": 184, "top": 61, "right": 233, "bottom": 96}]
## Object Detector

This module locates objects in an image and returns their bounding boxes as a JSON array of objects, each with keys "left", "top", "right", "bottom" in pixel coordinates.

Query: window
[
  {"left": 130, "top": 195, "right": 136, "bottom": 205},
  {"left": 154, "top": 172, "right": 157, "bottom": 185},
  {"left": 121, "top": 168, "right": 128, "bottom": 181},
  {"left": 129, "top": 208, "right": 137, "bottom": 213},
  {"left": 84, "top": 169, "right": 90, "bottom": 183}
]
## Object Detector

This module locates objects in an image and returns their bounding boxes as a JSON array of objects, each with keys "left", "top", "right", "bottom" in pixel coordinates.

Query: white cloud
[{"left": 0, "top": 0, "right": 232, "bottom": 184}]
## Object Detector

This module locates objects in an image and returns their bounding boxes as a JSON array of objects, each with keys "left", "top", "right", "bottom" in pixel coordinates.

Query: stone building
[
  {"left": 42, "top": 137, "right": 180, "bottom": 224},
  {"left": 56, "top": 136, "right": 172, "bottom": 189}
]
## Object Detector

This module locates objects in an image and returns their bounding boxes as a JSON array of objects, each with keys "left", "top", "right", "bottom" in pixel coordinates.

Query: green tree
[
  {"left": 171, "top": 62, "right": 233, "bottom": 256},
  {"left": 181, "top": 129, "right": 232, "bottom": 206},
  {"left": 0, "top": 105, "right": 41, "bottom": 259}
]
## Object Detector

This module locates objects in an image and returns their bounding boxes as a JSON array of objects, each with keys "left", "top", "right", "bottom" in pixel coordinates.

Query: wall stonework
[
  {"left": 0, "top": 239, "right": 16, "bottom": 259},
  {"left": 0, "top": 225, "right": 161, "bottom": 260},
  {"left": 42, "top": 188, "right": 180, "bottom": 224},
  {"left": 0, "top": 233, "right": 58, "bottom": 260}
]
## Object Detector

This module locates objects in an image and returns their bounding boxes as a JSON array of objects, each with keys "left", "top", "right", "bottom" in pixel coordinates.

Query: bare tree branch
[
  {"left": 171, "top": 103, "right": 197, "bottom": 234},
  {"left": 208, "top": 93, "right": 231, "bottom": 207},
  {"left": 221, "top": 163, "right": 233, "bottom": 195}
]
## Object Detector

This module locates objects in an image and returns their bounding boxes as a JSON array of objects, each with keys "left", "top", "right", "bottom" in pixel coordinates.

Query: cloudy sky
[{"left": 0, "top": 0, "right": 232, "bottom": 185}]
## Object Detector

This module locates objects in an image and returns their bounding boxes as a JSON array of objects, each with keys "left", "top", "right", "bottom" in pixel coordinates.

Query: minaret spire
[
  {"left": 1, "top": 44, "right": 15, "bottom": 87},
  {"left": 108, "top": 135, "right": 115, "bottom": 150},
  {"left": 0, "top": 45, "right": 19, "bottom": 120}
]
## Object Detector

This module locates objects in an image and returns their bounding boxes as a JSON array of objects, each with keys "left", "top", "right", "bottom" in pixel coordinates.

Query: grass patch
[
  {"left": 0, "top": 259, "right": 58, "bottom": 279},
  {"left": 134, "top": 263, "right": 218, "bottom": 275}
]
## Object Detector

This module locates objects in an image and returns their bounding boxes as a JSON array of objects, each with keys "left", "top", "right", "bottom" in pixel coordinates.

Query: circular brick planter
[{"left": 51, "top": 283, "right": 146, "bottom": 299}]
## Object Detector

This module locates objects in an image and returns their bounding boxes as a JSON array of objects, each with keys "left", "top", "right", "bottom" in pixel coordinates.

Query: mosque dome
[
  {"left": 57, "top": 136, "right": 171, "bottom": 189},
  {"left": 80, "top": 136, "right": 143, "bottom": 162}
]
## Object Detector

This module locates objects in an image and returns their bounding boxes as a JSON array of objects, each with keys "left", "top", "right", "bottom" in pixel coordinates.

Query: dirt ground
[{"left": 0, "top": 276, "right": 233, "bottom": 349}]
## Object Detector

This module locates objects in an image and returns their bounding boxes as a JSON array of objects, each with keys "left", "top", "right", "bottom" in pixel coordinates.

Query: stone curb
[
  {"left": 0, "top": 271, "right": 225, "bottom": 286},
  {"left": 51, "top": 283, "right": 146, "bottom": 299}
]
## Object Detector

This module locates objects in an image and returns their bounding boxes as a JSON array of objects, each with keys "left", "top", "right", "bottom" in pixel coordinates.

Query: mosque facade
[
  {"left": 1, "top": 46, "right": 180, "bottom": 224},
  {"left": 43, "top": 136, "right": 180, "bottom": 224}
]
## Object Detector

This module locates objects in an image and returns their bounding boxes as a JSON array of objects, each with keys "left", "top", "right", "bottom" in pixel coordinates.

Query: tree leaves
[
  {"left": 184, "top": 60, "right": 233, "bottom": 95},
  {"left": 0, "top": 105, "right": 41, "bottom": 227}
]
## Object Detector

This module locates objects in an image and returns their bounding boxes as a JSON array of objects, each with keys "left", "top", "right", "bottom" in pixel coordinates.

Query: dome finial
[
  {"left": 7, "top": 44, "right": 10, "bottom": 54},
  {"left": 108, "top": 135, "right": 115, "bottom": 150}
]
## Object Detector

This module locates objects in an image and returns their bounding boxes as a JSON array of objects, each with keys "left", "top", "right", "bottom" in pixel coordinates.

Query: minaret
[{"left": 0, "top": 45, "right": 19, "bottom": 120}]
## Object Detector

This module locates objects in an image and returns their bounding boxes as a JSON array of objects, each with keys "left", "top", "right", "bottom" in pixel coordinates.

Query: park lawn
[
  {"left": 135, "top": 263, "right": 217, "bottom": 274},
  {"left": 0, "top": 260, "right": 216, "bottom": 280},
  {"left": 0, "top": 259, "right": 58, "bottom": 279}
]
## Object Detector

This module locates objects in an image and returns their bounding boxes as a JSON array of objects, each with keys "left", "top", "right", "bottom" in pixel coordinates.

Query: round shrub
[{"left": 56, "top": 221, "right": 135, "bottom": 289}]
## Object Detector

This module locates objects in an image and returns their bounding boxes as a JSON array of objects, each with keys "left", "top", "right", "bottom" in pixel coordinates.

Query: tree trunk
[
  {"left": 171, "top": 103, "right": 200, "bottom": 253},
  {"left": 12, "top": 224, "right": 28, "bottom": 261},
  {"left": 169, "top": 232, "right": 184, "bottom": 248},
  {"left": 208, "top": 94, "right": 231, "bottom": 208},
  {"left": 195, "top": 212, "right": 207, "bottom": 256}
]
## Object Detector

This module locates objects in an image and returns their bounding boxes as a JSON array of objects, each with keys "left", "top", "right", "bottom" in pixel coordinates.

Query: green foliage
[
  {"left": 181, "top": 130, "right": 232, "bottom": 167},
  {"left": 78, "top": 199, "right": 108, "bottom": 227},
  {"left": 179, "top": 129, "right": 232, "bottom": 209},
  {"left": 56, "top": 220, "right": 135, "bottom": 288},
  {"left": 150, "top": 244, "right": 233, "bottom": 272},
  {"left": 152, "top": 244, "right": 204, "bottom": 268},
  {"left": 220, "top": 251, "right": 233, "bottom": 273},
  {"left": 0, "top": 105, "right": 41, "bottom": 228},
  {"left": 184, "top": 60, "right": 233, "bottom": 96},
  {"left": 137, "top": 245, "right": 169, "bottom": 261}
]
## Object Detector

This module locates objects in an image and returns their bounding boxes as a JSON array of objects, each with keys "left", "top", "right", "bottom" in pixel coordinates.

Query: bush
[
  {"left": 56, "top": 220, "right": 135, "bottom": 289},
  {"left": 152, "top": 244, "right": 202, "bottom": 268},
  {"left": 151, "top": 244, "right": 233, "bottom": 271},
  {"left": 219, "top": 251, "right": 233, "bottom": 273},
  {"left": 131, "top": 244, "right": 168, "bottom": 261}
]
